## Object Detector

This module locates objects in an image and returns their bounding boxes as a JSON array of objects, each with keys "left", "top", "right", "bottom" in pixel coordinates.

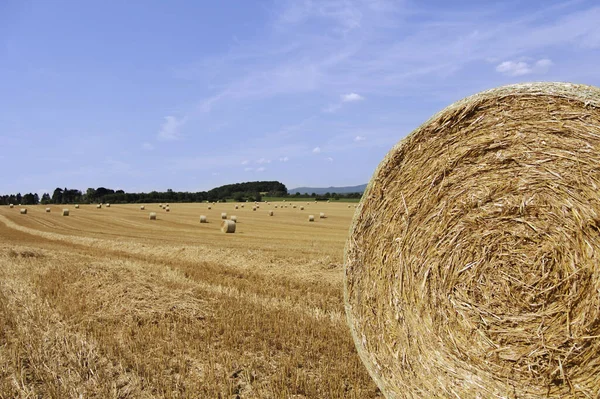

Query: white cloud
[
  {"left": 495, "top": 58, "right": 553, "bottom": 76},
  {"left": 354, "top": 135, "right": 366, "bottom": 142},
  {"left": 323, "top": 103, "right": 342, "bottom": 113},
  {"left": 158, "top": 116, "right": 186, "bottom": 141},
  {"left": 256, "top": 167, "right": 266, "bottom": 172},
  {"left": 241, "top": 160, "right": 249, "bottom": 165},
  {"left": 312, "top": 146, "right": 322, "bottom": 154},
  {"left": 326, "top": 157, "right": 334, "bottom": 163},
  {"left": 279, "top": 156, "right": 289, "bottom": 162},
  {"left": 341, "top": 92, "right": 365, "bottom": 102},
  {"left": 256, "top": 158, "right": 271, "bottom": 164},
  {"left": 142, "top": 142, "right": 154, "bottom": 151}
]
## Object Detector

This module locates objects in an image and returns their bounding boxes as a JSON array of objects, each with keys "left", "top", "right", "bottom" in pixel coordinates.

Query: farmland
[{"left": 0, "top": 202, "right": 381, "bottom": 398}]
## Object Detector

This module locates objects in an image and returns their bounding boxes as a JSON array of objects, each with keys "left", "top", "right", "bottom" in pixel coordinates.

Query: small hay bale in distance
[
  {"left": 252, "top": 207, "right": 257, "bottom": 211},
  {"left": 9, "top": 204, "right": 14, "bottom": 208},
  {"left": 292, "top": 205, "right": 297, "bottom": 209},
  {"left": 200, "top": 215, "right": 207, "bottom": 223},
  {"left": 140, "top": 205, "right": 145, "bottom": 210},
  {"left": 106, "top": 203, "right": 110, "bottom": 207},
  {"left": 319, "top": 212, "right": 326, "bottom": 218},
  {"left": 230, "top": 215, "right": 237, "bottom": 222},
  {"left": 165, "top": 207, "right": 170, "bottom": 212},
  {"left": 45, "top": 208, "right": 51, "bottom": 213},
  {"left": 75, "top": 204, "right": 79, "bottom": 209},
  {"left": 268, "top": 210, "right": 274, "bottom": 216},
  {"left": 235, "top": 205, "right": 239, "bottom": 209},
  {"left": 149, "top": 212, "right": 157, "bottom": 220},
  {"left": 221, "top": 219, "right": 236, "bottom": 233},
  {"left": 208, "top": 206, "right": 212, "bottom": 210},
  {"left": 159, "top": 203, "right": 162, "bottom": 207},
  {"left": 20, "top": 208, "right": 27, "bottom": 214},
  {"left": 308, "top": 215, "right": 314, "bottom": 222},
  {"left": 96, "top": 204, "right": 102, "bottom": 209},
  {"left": 62, "top": 209, "right": 69, "bottom": 216},
  {"left": 300, "top": 206, "right": 304, "bottom": 210},
  {"left": 221, "top": 212, "right": 227, "bottom": 219},
  {"left": 344, "top": 82, "right": 600, "bottom": 399}
]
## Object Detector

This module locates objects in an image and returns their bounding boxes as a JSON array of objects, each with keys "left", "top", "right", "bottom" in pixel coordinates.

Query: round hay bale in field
[
  {"left": 252, "top": 207, "right": 257, "bottom": 211},
  {"left": 9, "top": 204, "right": 14, "bottom": 208},
  {"left": 165, "top": 207, "right": 170, "bottom": 212},
  {"left": 235, "top": 205, "right": 239, "bottom": 209},
  {"left": 96, "top": 204, "right": 102, "bottom": 209},
  {"left": 293, "top": 205, "right": 297, "bottom": 209},
  {"left": 268, "top": 210, "right": 274, "bottom": 216},
  {"left": 344, "top": 82, "right": 600, "bottom": 399},
  {"left": 62, "top": 209, "right": 69, "bottom": 216},
  {"left": 140, "top": 205, "right": 145, "bottom": 210},
  {"left": 319, "top": 212, "right": 326, "bottom": 218},
  {"left": 300, "top": 206, "right": 304, "bottom": 210},
  {"left": 20, "top": 208, "right": 27, "bottom": 214},
  {"left": 75, "top": 204, "right": 79, "bottom": 209},
  {"left": 230, "top": 215, "right": 237, "bottom": 222},
  {"left": 221, "top": 212, "right": 227, "bottom": 219},
  {"left": 221, "top": 219, "right": 236, "bottom": 233},
  {"left": 159, "top": 203, "right": 162, "bottom": 207},
  {"left": 200, "top": 215, "right": 207, "bottom": 223},
  {"left": 275, "top": 205, "right": 278, "bottom": 208},
  {"left": 308, "top": 215, "right": 314, "bottom": 222},
  {"left": 149, "top": 212, "right": 157, "bottom": 220},
  {"left": 45, "top": 208, "right": 51, "bottom": 213},
  {"left": 106, "top": 203, "right": 110, "bottom": 208},
  {"left": 208, "top": 206, "right": 212, "bottom": 210},
  {"left": 241, "top": 204, "right": 244, "bottom": 208}
]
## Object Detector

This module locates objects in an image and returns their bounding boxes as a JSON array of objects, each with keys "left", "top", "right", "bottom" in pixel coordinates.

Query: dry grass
[{"left": 0, "top": 202, "right": 379, "bottom": 398}]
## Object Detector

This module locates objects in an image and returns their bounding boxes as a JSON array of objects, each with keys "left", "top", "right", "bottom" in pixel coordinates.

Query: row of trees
[{"left": 0, "top": 181, "right": 290, "bottom": 205}]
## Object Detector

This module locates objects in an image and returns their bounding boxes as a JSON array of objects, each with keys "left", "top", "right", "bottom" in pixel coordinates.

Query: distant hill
[{"left": 288, "top": 184, "right": 367, "bottom": 195}]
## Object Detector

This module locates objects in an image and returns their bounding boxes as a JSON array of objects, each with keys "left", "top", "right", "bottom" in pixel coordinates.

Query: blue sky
[{"left": 1, "top": 0, "right": 599, "bottom": 195}]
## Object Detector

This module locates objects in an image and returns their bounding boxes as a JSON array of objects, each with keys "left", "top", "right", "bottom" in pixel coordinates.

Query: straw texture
[{"left": 344, "top": 82, "right": 600, "bottom": 398}]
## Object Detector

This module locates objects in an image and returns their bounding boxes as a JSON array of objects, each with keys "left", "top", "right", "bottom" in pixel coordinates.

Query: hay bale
[
  {"left": 149, "top": 212, "right": 157, "bottom": 220},
  {"left": 62, "top": 209, "right": 69, "bottom": 216},
  {"left": 252, "top": 207, "right": 257, "bottom": 211},
  {"left": 165, "top": 208, "right": 170, "bottom": 212},
  {"left": 344, "top": 82, "right": 600, "bottom": 399},
  {"left": 159, "top": 203, "right": 162, "bottom": 207},
  {"left": 140, "top": 205, "right": 145, "bottom": 210},
  {"left": 106, "top": 203, "right": 110, "bottom": 207},
  {"left": 20, "top": 208, "right": 27, "bottom": 214},
  {"left": 319, "top": 212, "right": 326, "bottom": 218},
  {"left": 293, "top": 205, "right": 297, "bottom": 209},
  {"left": 268, "top": 210, "right": 274, "bottom": 216},
  {"left": 241, "top": 204, "right": 244, "bottom": 208},
  {"left": 235, "top": 205, "right": 239, "bottom": 209},
  {"left": 221, "top": 219, "right": 236, "bottom": 233},
  {"left": 200, "top": 215, "right": 207, "bottom": 223},
  {"left": 208, "top": 206, "right": 212, "bottom": 210},
  {"left": 221, "top": 212, "right": 227, "bottom": 219},
  {"left": 275, "top": 205, "right": 278, "bottom": 208},
  {"left": 300, "top": 206, "right": 304, "bottom": 210},
  {"left": 75, "top": 204, "right": 79, "bottom": 209},
  {"left": 9, "top": 204, "right": 14, "bottom": 208},
  {"left": 96, "top": 204, "right": 102, "bottom": 209},
  {"left": 45, "top": 208, "right": 51, "bottom": 213},
  {"left": 308, "top": 215, "right": 314, "bottom": 222},
  {"left": 230, "top": 215, "right": 237, "bottom": 222},
  {"left": 348, "top": 205, "right": 351, "bottom": 208}
]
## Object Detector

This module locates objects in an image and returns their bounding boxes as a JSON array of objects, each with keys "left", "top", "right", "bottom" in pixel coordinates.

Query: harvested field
[{"left": 0, "top": 202, "right": 380, "bottom": 398}]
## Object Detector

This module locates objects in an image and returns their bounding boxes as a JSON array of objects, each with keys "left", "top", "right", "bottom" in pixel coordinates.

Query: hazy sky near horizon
[{"left": 2, "top": 0, "right": 600, "bottom": 195}]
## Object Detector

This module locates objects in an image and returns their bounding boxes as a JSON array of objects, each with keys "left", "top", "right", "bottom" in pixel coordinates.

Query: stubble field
[{"left": 0, "top": 202, "right": 381, "bottom": 398}]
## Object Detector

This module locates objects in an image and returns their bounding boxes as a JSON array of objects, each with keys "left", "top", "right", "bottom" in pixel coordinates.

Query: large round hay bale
[
  {"left": 62, "top": 209, "right": 69, "bottom": 216},
  {"left": 230, "top": 215, "right": 237, "bottom": 222},
  {"left": 344, "top": 82, "right": 600, "bottom": 398},
  {"left": 221, "top": 219, "right": 236, "bottom": 233},
  {"left": 20, "top": 208, "right": 27, "bottom": 214},
  {"left": 149, "top": 212, "right": 157, "bottom": 220},
  {"left": 221, "top": 212, "right": 227, "bottom": 219},
  {"left": 45, "top": 208, "right": 51, "bottom": 213},
  {"left": 200, "top": 215, "right": 207, "bottom": 223}
]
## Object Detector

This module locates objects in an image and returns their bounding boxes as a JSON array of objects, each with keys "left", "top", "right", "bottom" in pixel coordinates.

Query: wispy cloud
[
  {"left": 241, "top": 160, "right": 249, "bottom": 165},
  {"left": 495, "top": 58, "right": 553, "bottom": 76},
  {"left": 158, "top": 116, "right": 186, "bottom": 141},
  {"left": 279, "top": 156, "right": 289, "bottom": 162},
  {"left": 142, "top": 142, "right": 154, "bottom": 151},
  {"left": 341, "top": 92, "right": 364, "bottom": 102},
  {"left": 256, "top": 166, "right": 266, "bottom": 172},
  {"left": 256, "top": 158, "right": 271, "bottom": 164},
  {"left": 312, "top": 146, "right": 321, "bottom": 154},
  {"left": 326, "top": 157, "right": 334, "bottom": 163},
  {"left": 354, "top": 135, "right": 366, "bottom": 142}
]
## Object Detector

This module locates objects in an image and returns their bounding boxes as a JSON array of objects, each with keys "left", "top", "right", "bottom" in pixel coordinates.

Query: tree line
[{"left": 0, "top": 181, "right": 289, "bottom": 205}]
